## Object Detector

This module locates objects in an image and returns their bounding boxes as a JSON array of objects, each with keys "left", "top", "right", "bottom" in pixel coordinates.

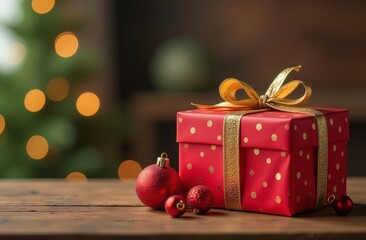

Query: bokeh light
[
  {"left": 7, "top": 42, "right": 26, "bottom": 65},
  {"left": 66, "top": 172, "right": 87, "bottom": 182},
  {"left": 0, "top": 114, "right": 5, "bottom": 135},
  {"left": 46, "top": 77, "right": 70, "bottom": 101},
  {"left": 26, "top": 135, "right": 49, "bottom": 160},
  {"left": 118, "top": 160, "right": 142, "bottom": 180},
  {"left": 76, "top": 92, "right": 100, "bottom": 117},
  {"left": 24, "top": 89, "right": 46, "bottom": 112},
  {"left": 31, "top": 0, "right": 55, "bottom": 14},
  {"left": 54, "top": 32, "right": 79, "bottom": 58}
]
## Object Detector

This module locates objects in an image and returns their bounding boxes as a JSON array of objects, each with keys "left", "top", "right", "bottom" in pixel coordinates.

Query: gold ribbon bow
[
  {"left": 193, "top": 66, "right": 312, "bottom": 110},
  {"left": 193, "top": 66, "right": 328, "bottom": 211}
]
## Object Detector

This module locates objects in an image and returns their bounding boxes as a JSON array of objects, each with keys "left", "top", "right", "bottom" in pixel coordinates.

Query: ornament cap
[
  {"left": 156, "top": 152, "right": 170, "bottom": 167},
  {"left": 328, "top": 194, "right": 336, "bottom": 204},
  {"left": 176, "top": 200, "right": 185, "bottom": 211}
]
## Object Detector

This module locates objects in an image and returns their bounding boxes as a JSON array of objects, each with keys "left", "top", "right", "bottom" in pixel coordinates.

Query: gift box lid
[{"left": 177, "top": 108, "right": 349, "bottom": 151}]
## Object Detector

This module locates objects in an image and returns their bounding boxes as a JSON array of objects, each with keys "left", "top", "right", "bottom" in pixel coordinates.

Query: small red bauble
[
  {"left": 165, "top": 195, "right": 186, "bottom": 217},
  {"left": 187, "top": 185, "right": 214, "bottom": 214},
  {"left": 135, "top": 153, "right": 183, "bottom": 209},
  {"left": 333, "top": 195, "right": 353, "bottom": 216}
]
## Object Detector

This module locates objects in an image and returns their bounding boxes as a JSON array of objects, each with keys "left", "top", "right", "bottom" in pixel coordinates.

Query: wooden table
[{"left": 0, "top": 178, "right": 365, "bottom": 240}]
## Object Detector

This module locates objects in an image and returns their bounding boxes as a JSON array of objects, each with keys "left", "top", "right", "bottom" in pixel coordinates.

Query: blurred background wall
[{"left": 0, "top": 0, "right": 365, "bottom": 178}]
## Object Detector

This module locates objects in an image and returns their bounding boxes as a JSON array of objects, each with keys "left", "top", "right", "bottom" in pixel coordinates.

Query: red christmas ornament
[
  {"left": 135, "top": 153, "right": 183, "bottom": 209},
  {"left": 332, "top": 195, "right": 353, "bottom": 216},
  {"left": 165, "top": 195, "right": 186, "bottom": 217},
  {"left": 187, "top": 185, "right": 214, "bottom": 214}
]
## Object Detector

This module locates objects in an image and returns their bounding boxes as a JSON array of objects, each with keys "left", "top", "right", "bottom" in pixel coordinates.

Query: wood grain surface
[{"left": 0, "top": 178, "right": 365, "bottom": 240}]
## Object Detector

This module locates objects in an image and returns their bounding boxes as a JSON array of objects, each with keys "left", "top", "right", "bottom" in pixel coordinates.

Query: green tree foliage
[{"left": 0, "top": 1, "right": 125, "bottom": 178}]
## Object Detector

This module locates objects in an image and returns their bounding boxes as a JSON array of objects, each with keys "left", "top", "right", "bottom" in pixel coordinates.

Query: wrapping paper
[{"left": 177, "top": 108, "right": 349, "bottom": 216}]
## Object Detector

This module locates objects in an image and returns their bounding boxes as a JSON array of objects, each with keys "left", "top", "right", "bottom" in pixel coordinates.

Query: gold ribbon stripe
[
  {"left": 223, "top": 112, "right": 243, "bottom": 210},
  {"left": 223, "top": 109, "right": 268, "bottom": 210}
]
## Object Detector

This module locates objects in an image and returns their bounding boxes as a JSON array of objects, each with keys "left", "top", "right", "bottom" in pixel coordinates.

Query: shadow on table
[{"left": 299, "top": 203, "right": 366, "bottom": 218}]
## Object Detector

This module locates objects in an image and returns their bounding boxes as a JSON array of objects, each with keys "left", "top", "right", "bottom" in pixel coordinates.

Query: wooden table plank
[
  {"left": 0, "top": 178, "right": 365, "bottom": 240},
  {"left": 0, "top": 180, "right": 140, "bottom": 206}
]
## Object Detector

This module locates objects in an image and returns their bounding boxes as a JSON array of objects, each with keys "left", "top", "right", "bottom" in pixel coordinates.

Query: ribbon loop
[{"left": 265, "top": 65, "right": 302, "bottom": 96}]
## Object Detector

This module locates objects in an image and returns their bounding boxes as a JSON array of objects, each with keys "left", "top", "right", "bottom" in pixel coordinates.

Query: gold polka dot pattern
[
  {"left": 190, "top": 127, "right": 196, "bottom": 134},
  {"left": 176, "top": 108, "right": 349, "bottom": 216},
  {"left": 207, "top": 120, "right": 213, "bottom": 127},
  {"left": 271, "top": 134, "right": 278, "bottom": 142},
  {"left": 251, "top": 192, "right": 257, "bottom": 199},
  {"left": 302, "top": 132, "right": 307, "bottom": 140},
  {"left": 275, "top": 173, "right": 282, "bottom": 181},
  {"left": 187, "top": 163, "right": 192, "bottom": 170},
  {"left": 254, "top": 149, "right": 260, "bottom": 155}
]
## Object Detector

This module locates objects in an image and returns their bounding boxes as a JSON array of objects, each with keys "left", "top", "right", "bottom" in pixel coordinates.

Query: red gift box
[{"left": 177, "top": 108, "right": 349, "bottom": 216}]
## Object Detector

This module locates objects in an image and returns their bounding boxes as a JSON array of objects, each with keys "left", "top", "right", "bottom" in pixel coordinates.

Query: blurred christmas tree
[{"left": 0, "top": 0, "right": 127, "bottom": 178}]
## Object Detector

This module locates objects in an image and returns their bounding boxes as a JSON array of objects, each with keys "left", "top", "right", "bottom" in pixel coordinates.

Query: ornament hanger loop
[
  {"left": 156, "top": 152, "right": 170, "bottom": 167},
  {"left": 176, "top": 201, "right": 185, "bottom": 211},
  {"left": 327, "top": 194, "right": 336, "bottom": 203}
]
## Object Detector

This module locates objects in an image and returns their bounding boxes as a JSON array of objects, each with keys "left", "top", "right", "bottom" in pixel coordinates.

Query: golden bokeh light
[
  {"left": 0, "top": 115, "right": 5, "bottom": 135},
  {"left": 32, "top": 0, "right": 55, "bottom": 14},
  {"left": 46, "top": 77, "right": 70, "bottom": 101},
  {"left": 24, "top": 89, "right": 46, "bottom": 112},
  {"left": 26, "top": 135, "right": 49, "bottom": 160},
  {"left": 118, "top": 160, "right": 142, "bottom": 181},
  {"left": 54, "top": 32, "right": 79, "bottom": 58},
  {"left": 7, "top": 42, "right": 27, "bottom": 65},
  {"left": 76, "top": 92, "right": 100, "bottom": 117},
  {"left": 66, "top": 172, "right": 88, "bottom": 182}
]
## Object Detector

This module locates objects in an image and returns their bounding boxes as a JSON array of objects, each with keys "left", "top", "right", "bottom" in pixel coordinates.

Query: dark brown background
[
  {"left": 114, "top": 0, "right": 366, "bottom": 95},
  {"left": 74, "top": 0, "right": 366, "bottom": 175}
]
